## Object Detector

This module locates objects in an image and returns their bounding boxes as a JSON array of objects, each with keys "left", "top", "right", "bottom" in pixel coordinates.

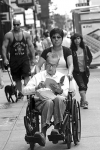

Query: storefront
[{"left": 71, "top": 5, "right": 100, "bottom": 57}]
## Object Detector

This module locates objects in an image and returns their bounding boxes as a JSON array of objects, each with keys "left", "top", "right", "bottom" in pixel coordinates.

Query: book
[
  {"left": 44, "top": 78, "right": 58, "bottom": 89},
  {"left": 36, "top": 88, "right": 56, "bottom": 100}
]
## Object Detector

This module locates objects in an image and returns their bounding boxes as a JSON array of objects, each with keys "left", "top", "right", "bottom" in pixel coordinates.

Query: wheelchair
[{"left": 24, "top": 90, "right": 81, "bottom": 150}]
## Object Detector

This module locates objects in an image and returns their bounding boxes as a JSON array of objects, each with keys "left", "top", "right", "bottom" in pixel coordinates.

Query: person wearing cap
[
  {"left": 36, "top": 28, "right": 73, "bottom": 79},
  {"left": 22, "top": 52, "right": 76, "bottom": 147},
  {"left": 70, "top": 33, "right": 93, "bottom": 109}
]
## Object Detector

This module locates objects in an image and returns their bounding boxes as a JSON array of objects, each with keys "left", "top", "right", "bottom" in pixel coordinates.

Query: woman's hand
[{"left": 67, "top": 73, "right": 73, "bottom": 81}]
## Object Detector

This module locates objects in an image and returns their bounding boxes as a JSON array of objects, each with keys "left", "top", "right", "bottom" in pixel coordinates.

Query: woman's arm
[
  {"left": 67, "top": 55, "right": 73, "bottom": 77},
  {"left": 86, "top": 46, "right": 93, "bottom": 66}
]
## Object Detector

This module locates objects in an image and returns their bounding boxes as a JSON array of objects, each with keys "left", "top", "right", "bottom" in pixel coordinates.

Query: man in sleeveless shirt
[{"left": 2, "top": 19, "right": 35, "bottom": 99}]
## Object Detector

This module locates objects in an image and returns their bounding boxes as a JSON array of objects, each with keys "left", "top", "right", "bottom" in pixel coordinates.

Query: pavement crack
[{"left": 2, "top": 101, "right": 26, "bottom": 150}]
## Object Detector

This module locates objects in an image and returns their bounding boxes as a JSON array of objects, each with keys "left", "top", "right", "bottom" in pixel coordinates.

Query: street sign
[
  {"left": 0, "top": 12, "right": 10, "bottom": 23},
  {"left": 16, "top": 0, "right": 34, "bottom": 9},
  {"left": 17, "top": 0, "right": 33, "bottom": 5}
]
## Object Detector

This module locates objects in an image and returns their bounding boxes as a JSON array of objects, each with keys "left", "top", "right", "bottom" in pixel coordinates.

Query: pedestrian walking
[
  {"left": 2, "top": 19, "right": 35, "bottom": 99},
  {"left": 36, "top": 28, "right": 73, "bottom": 79},
  {"left": 70, "top": 33, "right": 93, "bottom": 109},
  {"left": 35, "top": 36, "right": 44, "bottom": 56},
  {"left": 62, "top": 30, "right": 70, "bottom": 48},
  {"left": 42, "top": 30, "right": 52, "bottom": 49}
]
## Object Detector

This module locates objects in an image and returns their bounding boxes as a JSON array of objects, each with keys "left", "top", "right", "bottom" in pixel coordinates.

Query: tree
[{"left": 53, "top": 14, "right": 66, "bottom": 29}]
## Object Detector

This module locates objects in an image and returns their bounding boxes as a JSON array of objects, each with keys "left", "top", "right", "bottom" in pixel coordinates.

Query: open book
[
  {"left": 36, "top": 78, "right": 58, "bottom": 100},
  {"left": 36, "top": 77, "right": 65, "bottom": 100},
  {"left": 44, "top": 78, "right": 58, "bottom": 89}
]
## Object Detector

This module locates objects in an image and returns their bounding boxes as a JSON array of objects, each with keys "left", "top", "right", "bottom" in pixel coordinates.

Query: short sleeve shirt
[
  {"left": 41, "top": 46, "right": 72, "bottom": 74},
  {"left": 41, "top": 46, "right": 71, "bottom": 60}
]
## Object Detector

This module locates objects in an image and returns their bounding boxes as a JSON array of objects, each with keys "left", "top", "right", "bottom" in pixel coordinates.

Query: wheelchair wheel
[
  {"left": 24, "top": 104, "right": 39, "bottom": 136},
  {"left": 64, "top": 115, "right": 72, "bottom": 149},
  {"left": 76, "top": 101, "right": 81, "bottom": 142},
  {"left": 72, "top": 99, "right": 78, "bottom": 145},
  {"left": 72, "top": 99, "right": 81, "bottom": 145}
]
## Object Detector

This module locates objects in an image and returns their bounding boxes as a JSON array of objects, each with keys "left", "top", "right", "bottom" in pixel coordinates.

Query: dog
[{"left": 4, "top": 84, "right": 18, "bottom": 103}]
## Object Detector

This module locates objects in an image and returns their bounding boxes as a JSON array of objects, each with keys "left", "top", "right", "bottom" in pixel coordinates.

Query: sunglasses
[
  {"left": 75, "top": 37, "right": 80, "bottom": 40},
  {"left": 13, "top": 24, "right": 20, "bottom": 26},
  {"left": 52, "top": 36, "right": 62, "bottom": 39}
]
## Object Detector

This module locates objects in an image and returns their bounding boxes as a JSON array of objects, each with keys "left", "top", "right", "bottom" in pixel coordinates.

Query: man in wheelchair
[{"left": 22, "top": 52, "right": 76, "bottom": 147}]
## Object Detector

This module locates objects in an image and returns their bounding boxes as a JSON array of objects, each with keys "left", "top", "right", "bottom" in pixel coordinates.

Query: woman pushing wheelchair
[{"left": 22, "top": 52, "right": 76, "bottom": 147}]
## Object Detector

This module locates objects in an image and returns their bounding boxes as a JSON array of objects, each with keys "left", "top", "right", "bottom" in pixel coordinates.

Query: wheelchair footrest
[
  {"left": 48, "top": 134, "right": 64, "bottom": 141},
  {"left": 25, "top": 134, "right": 40, "bottom": 144}
]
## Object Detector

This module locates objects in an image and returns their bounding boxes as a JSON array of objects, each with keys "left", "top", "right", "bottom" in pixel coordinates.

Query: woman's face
[
  {"left": 74, "top": 37, "right": 81, "bottom": 46},
  {"left": 51, "top": 33, "right": 63, "bottom": 47}
]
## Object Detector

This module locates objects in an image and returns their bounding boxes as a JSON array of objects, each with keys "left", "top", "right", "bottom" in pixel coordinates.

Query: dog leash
[{"left": 6, "top": 67, "right": 15, "bottom": 86}]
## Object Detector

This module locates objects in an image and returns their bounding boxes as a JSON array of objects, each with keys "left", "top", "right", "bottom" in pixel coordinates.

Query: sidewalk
[
  {"left": 0, "top": 69, "right": 100, "bottom": 150},
  {"left": 90, "top": 55, "right": 100, "bottom": 68},
  {"left": 0, "top": 72, "right": 28, "bottom": 150}
]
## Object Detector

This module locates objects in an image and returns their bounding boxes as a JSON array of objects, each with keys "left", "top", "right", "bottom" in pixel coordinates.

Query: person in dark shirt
[
  {"left": 70, "top": 33, "right": 93, "bottom": 109},
  {"left": 36, "top": 28, "right": 73, "bottom": 79},
  {"left": 2, "top": 19, "right": 35, "bottom": 99}
]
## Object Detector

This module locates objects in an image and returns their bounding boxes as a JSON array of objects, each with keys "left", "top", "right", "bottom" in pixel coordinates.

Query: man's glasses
[
  {"left": 46, "top": 62, "right": 57, "bottom": 68},
  {"left": 52, "top": 36, "right": 62, "bottom": 39},
  {"left": 13, "top": 24, "right": 20, "bottom": 26}
]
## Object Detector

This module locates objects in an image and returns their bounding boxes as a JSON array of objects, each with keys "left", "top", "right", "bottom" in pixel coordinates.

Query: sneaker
[
  {"left": 51, "top": 129, "right": 59, "bottom": 144},
  {"left": 83, "top": 101, "right": 88, "bottom": 109},
  {"left": 80, "top": 99, "right": 84, "bottom": 107},
  {"left": 51, "top": 129, "right": 59, "bottom": 135},
  {"left": 34, "top": 132, "right": 46, "bottom": 146}
]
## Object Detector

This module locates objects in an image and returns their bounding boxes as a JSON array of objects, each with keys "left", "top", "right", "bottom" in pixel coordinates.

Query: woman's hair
[
  {"left": 50, "top": 28, "right": 64, "bottom": 39},
  {"left": 70, "top": 33, "right": 85, "bottom": 51}
]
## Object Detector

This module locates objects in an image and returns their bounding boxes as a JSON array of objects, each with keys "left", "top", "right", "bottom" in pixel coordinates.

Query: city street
[{"left": 0, "top": 67, "right": 100, "bottom": 150}]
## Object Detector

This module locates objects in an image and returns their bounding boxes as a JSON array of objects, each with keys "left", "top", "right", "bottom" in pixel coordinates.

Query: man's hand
[
  {"left": 31, "top": 59, "right": 37, "bottom": 66},
  {"left": 35, "top": 81, "right": 46, "bottom": 90},
  {"left": 4, "top": 58, "right": 9, "bottom": 70},
  {"left": 50, "top": 83, "right": 63, "bottom": 95}
]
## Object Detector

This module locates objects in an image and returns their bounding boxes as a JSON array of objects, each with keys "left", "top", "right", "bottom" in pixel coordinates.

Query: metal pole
[{"left": 33, "top": 0, "right": 37, "bottom": 37}]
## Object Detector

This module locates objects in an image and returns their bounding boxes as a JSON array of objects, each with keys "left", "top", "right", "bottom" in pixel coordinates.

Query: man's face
[
  {"left": 46, "top": 58, "right": 58, "bottom": 76},
  {"left": 13, "top": 20, "right": 21, "bottom": 31}
]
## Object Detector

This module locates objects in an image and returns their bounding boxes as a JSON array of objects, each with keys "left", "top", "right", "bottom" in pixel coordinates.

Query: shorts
[
  {"left": 73, "top": 71, "right": 89, "bottom": 91},
  {"left": 10, "top": 60, "right": 31, "bottom": 81}
]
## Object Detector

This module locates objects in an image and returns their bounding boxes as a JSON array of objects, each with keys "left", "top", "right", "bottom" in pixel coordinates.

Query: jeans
[{"left": 73, "top": 71, "right": 89, "bottom": 91}]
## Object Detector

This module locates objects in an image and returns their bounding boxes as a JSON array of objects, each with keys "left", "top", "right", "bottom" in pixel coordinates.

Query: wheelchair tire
[
  {"left": 72, "top": 99, "right": 78, "bottom": 145},
  {"left": 76, "top": 101, "right": 81, "bottom": 142},
  {"left": 64, "top": 115, "right": 72, "bottom": 149},
  {"left": 24, "top": 104, "right": 39, "bottom": 136}
]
